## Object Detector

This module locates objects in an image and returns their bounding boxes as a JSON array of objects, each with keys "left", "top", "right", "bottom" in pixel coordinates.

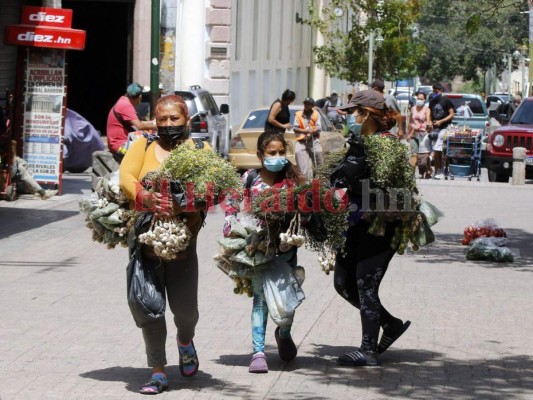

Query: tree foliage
[
  {"left": 302, "top": 0, "right": 529, "bottom": 88},
  {"left": 416, "top": 0, "right": 528, "bottom": 84},
  {"left": 302, "top": 0, "right": 425, "bottom": 83}
]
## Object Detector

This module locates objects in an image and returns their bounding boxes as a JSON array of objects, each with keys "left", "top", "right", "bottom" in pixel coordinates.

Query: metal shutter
[{"left": 0, "top": 0, "right": 22, "bottom": 94}]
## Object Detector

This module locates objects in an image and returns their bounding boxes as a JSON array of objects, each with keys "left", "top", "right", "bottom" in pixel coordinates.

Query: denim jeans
[{"left": 251, "top": 249, "right": 297, "bottom": 353}]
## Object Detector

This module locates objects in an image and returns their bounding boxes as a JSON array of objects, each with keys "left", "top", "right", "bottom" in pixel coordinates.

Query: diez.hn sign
[{"left": 4, "top": 6, "right": 86, "bottom": 50}]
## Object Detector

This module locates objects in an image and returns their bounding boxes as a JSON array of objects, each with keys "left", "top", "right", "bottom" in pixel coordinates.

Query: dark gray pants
[{"left": 138, "top": 242, "right": 199, "bottom": 367}]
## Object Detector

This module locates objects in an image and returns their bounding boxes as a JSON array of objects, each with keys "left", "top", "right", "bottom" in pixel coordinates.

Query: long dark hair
[
  {"left": 359, "top": 105, "right": 399, "bottom": 132},
  {"left": 257, "top": 130, "right": 303, "bottom": 184},
  {"left": 281, "top": 89, "right": 296, "bottom": 103}
]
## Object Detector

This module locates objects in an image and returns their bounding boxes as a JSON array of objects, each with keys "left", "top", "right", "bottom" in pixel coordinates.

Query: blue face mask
[
  {"left": 263, "top": 156, "right": 288, "bottom": 172},
  {"left": 347, "top": 113, "right": 363, "bottom": 136},
  {"left": 430, "top": 92, "right": 441, "bottom": 102}
]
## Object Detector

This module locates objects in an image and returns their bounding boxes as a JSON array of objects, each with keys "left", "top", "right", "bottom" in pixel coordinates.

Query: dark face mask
[
  {"left": 157, "top": 125, "right": 187, "bottom": 147},
  {"left": 430, "top": 92, "right": 441, "bottom": 103}
]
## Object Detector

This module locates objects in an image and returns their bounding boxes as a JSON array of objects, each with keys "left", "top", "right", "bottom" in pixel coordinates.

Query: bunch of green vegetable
[
  {"left": 213, "top": 216, "right": 275, "bottom": 296},
  {"left": 79, "top": 176, "right": 133, "bottom": 249},
  {"left": 157, "top": 144, "right": 242, "bottom": 207},
  {"left": 361, "top": 135, "right": 440, "bottom": 254}
]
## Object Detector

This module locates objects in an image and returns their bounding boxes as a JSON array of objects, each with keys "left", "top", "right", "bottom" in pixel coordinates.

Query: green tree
[
  {"left": 303, "top": 0, "right": 425, "bottom": 83},
  {"left": 416, "top": 0, "right": 528, "bottom": 85}
]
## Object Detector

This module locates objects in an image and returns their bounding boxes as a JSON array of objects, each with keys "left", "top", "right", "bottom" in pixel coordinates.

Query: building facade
[{"left": 0, "top": 0, "right": 351, "bottom": 135}]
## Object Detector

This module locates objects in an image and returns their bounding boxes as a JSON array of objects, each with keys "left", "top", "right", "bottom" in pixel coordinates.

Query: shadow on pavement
[
  {"left": 0, "top": 258, "right": 78, "bottom": 270},
  {"left": 80, "top": 365, "right": 250, "bottom": 396},
  {"left": 302, "top": 344, "right": 533, "bottom": 400},
  {"left": 61, "top": 173, "right": 92, "bottom": 195},
  {"left": 409, "top": 231, "right": 533, "bottom": 272},
  {"left": 0, "top": 208, "right": 79, "bottom": 239}
]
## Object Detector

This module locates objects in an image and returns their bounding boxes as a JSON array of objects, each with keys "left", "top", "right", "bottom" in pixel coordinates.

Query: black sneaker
[{"left": 337, "top": 348, "right": 379, "bottom": 367}]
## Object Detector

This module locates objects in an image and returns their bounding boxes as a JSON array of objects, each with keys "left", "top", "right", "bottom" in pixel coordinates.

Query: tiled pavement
[{"left": 0, "top": 172, "right": 532, "bottom": 400}]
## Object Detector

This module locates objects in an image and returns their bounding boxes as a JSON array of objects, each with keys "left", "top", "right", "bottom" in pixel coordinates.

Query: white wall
[{"left": 229, "top": 0, "right": 312, "bottom": 129}]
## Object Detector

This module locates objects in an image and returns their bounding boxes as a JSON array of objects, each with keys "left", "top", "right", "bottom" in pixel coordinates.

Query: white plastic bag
[
  {"left": 262, "top": 255, "right": 305, "bottom": 327},
  {"left": 456, "top": 104, "right": 473, "bottom": 118}
]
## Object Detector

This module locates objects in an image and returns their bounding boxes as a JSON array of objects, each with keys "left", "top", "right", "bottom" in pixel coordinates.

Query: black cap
[
  {"left": 433, "top": 83, "right": 444, "bottom": 91},
  {"left": 303, "top": 97, "right": 315, "bottom": 105}
]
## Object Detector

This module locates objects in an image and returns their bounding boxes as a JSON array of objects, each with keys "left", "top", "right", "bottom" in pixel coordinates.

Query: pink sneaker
[{"left": 249, "top": 352, "right": 268, "bottom": 373}]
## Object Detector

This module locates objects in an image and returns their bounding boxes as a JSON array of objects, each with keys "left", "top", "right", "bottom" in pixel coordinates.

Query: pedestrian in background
[
  {"left": 292, "top": 97, "right": 324, "bottom": 181},
  {"left": 120, "top": 95, "right": 206, "bottom": 394},
  {"left": 408, "top": 91, "right": 433, "bottom": 178},
  {"left": 106, "top": 83, "right": 156, "bottom": 162},
  {"left": 334, "top": 90, "right": 411, "bottom": 367},
  {"left": 322, "top": 91, "right": 343, "bottom": 125},
  {"left": 265, "top": 89, "right": 296, "bottom": 133},
  {"left": 371, "top": 79, "right": 405, "bottom": 139},
  {"left": 428, "top": 83, "right": 455, "bottom": 180},
  {"left": 8, "top": 140, "right": 57, "bottom": 200}
]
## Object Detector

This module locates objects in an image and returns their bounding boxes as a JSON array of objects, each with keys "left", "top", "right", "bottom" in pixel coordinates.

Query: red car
[{"left": 485, "top": 97, "right": 533, "bottom": 182}]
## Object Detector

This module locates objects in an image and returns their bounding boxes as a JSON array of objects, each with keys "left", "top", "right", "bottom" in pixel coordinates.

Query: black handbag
[
  {"left": 126, "top": 245, "right": 166, "bottom": 328},
  {"left": 330, "top": 135, "right": 368, "bottom": 195},
  {"left": 428, "top": 131, "right": 439, "bottom": 140}
]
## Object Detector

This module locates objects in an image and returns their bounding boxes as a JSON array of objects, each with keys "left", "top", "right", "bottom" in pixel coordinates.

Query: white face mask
[{"left": 416, "top": 99, "right": 425, "bottom": 107}]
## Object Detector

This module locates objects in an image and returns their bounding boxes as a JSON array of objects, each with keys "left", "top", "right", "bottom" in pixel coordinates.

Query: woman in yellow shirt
[{"left": 120, "top": 95, "right": 204, "bottom": 394}]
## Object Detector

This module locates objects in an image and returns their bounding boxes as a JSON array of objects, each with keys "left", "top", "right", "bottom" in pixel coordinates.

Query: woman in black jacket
[{"left": 334, "top": 90, "right": 411, "bottom": 367}]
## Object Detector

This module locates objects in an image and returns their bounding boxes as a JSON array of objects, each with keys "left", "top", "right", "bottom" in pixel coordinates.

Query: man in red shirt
[{"left": 106, "top": 83, "right": 156, "bottom": 159}]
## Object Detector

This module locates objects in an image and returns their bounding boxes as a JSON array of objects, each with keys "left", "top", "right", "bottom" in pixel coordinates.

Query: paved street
[{"left": 1, "top": 171, "right": 532, "bottom": 400}]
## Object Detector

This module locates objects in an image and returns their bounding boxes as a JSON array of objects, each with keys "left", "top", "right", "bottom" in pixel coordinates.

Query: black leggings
[{"left": 334, "top": 220, "right": 401, "bottom": 352}]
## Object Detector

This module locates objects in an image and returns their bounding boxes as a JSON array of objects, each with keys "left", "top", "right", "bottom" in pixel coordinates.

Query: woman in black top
[
  {"left": 265, "top": 89, "right": 296, "bottom": 132},
  {"left": 334, "top": 90, "right": 411, "bottom": 367}
]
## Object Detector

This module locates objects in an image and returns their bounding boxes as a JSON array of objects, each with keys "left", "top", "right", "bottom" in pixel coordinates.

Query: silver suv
[{"left": 175, "top": 85, "right": 230, "bottom": 156}]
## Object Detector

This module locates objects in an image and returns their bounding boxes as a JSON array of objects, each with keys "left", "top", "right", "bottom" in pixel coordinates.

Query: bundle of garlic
[
  {"left": 318, "top": 246, "right": 336, "bottom": 275},
  {"left": 137, "top": 217, "right": 192, "bottom": 260},
  {"left": 279, "top": 213, "right": 305, "bottom": 252}
]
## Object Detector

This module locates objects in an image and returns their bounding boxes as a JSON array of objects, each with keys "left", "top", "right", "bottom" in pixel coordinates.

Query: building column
[{"left": 178, "top": 0, "right": 206, "bottom": 89}]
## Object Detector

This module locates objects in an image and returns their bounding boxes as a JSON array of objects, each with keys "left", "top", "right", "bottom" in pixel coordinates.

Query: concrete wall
[{"left": 229, "top": 0, "right": 313, "bottom": 129}]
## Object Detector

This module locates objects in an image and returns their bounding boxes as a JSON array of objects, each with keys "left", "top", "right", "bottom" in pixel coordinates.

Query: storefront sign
[
  {"left": 22, "top": 48, "right": 66, "bottom": 184},
  {"left": 4, "top": 5, "right": 86, "bottom": 50},
  {"left": 5, "top": 25, "right": 86, "bottom": 50},
  {"left": 21, "top": 6, "right": 73, "bottom": 28}
]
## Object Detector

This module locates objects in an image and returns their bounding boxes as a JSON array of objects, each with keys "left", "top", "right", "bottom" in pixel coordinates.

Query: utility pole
[
  {"left": 529, "top": 1, "right": 533, "bottom": 96},
  {"left": 150, "top": 0, "right": 161, "bottom": 116},
  {"left": 368, "top": 30, "right": 375, "bottom": 86}
]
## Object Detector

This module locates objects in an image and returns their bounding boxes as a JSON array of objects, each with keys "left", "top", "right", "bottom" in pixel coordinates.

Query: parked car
[
  {"left": 395, "top": 91, "right": 415, "bottom": 113},
  {"left": 486, "top": 93, "right": 510, "bottom": 119},
  {"left": 444, "top": 93, "right": 492, "bottom": 135},
  {"left": 485, "top": 97, "right": 533, "bottom": 182},
  {"left": 228, "top": 106, "right": 346, "bottom": 171},
  {"left": 416, "top": 85, "right": 433, "bottom": 97},
  {"left": 175, "top": 85, "right": 230, "bottom": 156}
]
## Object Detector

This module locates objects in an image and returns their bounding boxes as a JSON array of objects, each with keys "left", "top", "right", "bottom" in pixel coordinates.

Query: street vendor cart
[{"left": 444, "top": 128, "right": 482, "bottom": 181}]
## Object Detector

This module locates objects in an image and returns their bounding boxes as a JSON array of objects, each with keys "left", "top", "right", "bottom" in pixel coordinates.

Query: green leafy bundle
[
  {"left": 79, "top": 176, "right": 133, "bottom": 249},
  {"left": 361, "top": 134, "right": 440, "bottom": 254},
  {"left": 158, "top": 144, "right": 242, "bottom": 205}
]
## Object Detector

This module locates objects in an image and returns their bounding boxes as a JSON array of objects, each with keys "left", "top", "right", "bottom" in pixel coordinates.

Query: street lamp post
[
  {"left": 513, "top": 47, "right": 528, "bottom": 98},
  {"left": 503, "top": 54, "right": 512, "bottom": 95},
  {"left": 367, "top": 29, "right": 383, "bottom": 85},
  {"left": 521, "top": 45, "right": 528, "bottom": 98}
]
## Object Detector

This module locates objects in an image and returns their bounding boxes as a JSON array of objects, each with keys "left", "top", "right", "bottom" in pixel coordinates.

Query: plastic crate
[{"left": 448, "top": 164, "right": 472, "bottom": 177}]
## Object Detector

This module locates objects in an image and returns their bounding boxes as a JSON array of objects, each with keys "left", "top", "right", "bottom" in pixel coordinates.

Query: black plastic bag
[{"left": 126, "top": 246, "right": 166, "bottom": 328}]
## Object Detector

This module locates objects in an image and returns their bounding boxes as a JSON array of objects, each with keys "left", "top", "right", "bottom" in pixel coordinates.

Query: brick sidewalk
[{"left": 0, "top": 173, "right": 532, "bottom": 399}]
